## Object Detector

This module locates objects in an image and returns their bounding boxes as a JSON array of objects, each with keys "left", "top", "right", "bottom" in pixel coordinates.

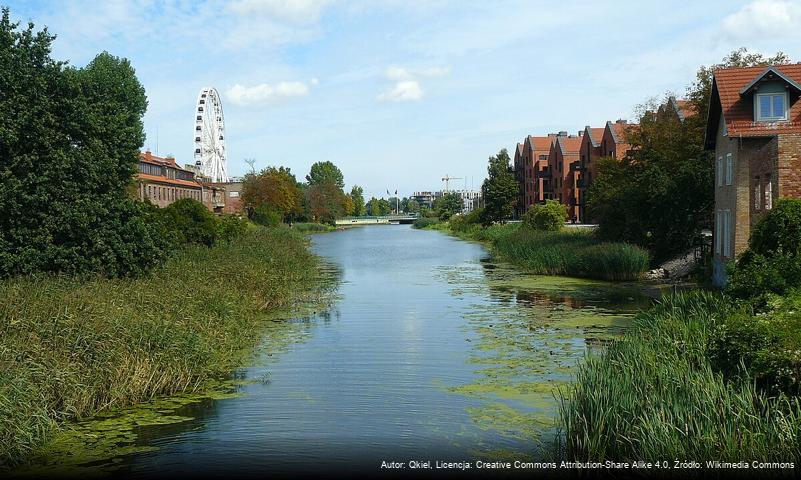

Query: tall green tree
[
  {"left": 588, "top": 49, "right": 790, "bottom": 262},
  {"left": 480, "top": 149, "right": 518, "bottom": 225},
  {"left": 434, "top": 192, "right": 463, "bottom": 220},
  {"left": 241, "top": 166, "right": 303, "bottom": 222},
  {"left": 350, "top": 185, "right": 366, "bottom": 216},
  {"left": 307, "top": 161, "right": 345, "bottom": 190},
  {"left": 305, "top": 181, "right": 345, "bottom": 225},
  {"left": 0, "top": 9, "right": 169, "bottom": 277}
]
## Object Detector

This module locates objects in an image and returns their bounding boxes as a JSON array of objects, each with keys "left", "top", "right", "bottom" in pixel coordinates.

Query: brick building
[
  {"left": 600, "top": 119, "right": 635, "bottom": 159},
  {"left": 547, "top": 132, "right": 583, "bottom": 221},
  {"left": 705, "top": 64, "right": 801, "bottom": 286},
  {"left": 136, "top": 151, "right": 226, "bottom": 213},
  {"left": 514, "top": 135, "right": 558, "bottom": 214},
  {"left": 576, "top": 126, "right": 605, "bottom": 222}
]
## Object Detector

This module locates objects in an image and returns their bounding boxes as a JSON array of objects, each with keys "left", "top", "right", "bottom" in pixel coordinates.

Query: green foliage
[
  {"left": 241, "top": 167, "right": 303, "bottom": 222},
  {"left": 350, "top": 186, "right": 365, "bottom": 216},
  {"left": 251, "top": 204, "right": 282, "bottom": 228},
  {"left": 215, "top": 215, "right": 249, "bottom": 244},
  {"left": 406, "top": 198, "right": 420, "bottom": 214},
  {"left": 522, "top": 200, "right": 566, "bottom": 231},
  {"left": 306, "top": 161, "right": 345, "bottom": 189},
  {"left": 709, "top": 294, "right": 801, "bottom": 396},
  {"left": 559, "top": 291, "right": 801, "bottom": 462},
  {"left": 306, "top": 181, "right": 345, "bottom": 225},
  {"left": 0, "top": 12, "right": 166, "bottom": 277},
  {"left": 728, "top": 200, "right": 801, "bottom": 306},
  {"left": 434, "top": 192, "right": 463, "bottom": 220},
  {"left": 493, "top": 228, "right": 649, "bottom": 281},
  {"left": 412, "top": 217, "right": 440, "bottom": 229},
  {"left": 480, "top": 149, "right": 518, "bottom": 225},
  {"left": 0, "top": 227, "right": 324, "bottom": 465},
  {"left": 158, "top": 199, "right": 218, "bottom": 247},
  {"left": 449, "top": 208, "right": 483, "bottom": 234},
  {"left": 292, "top": 222, "right": 334, "bottom": 233}
]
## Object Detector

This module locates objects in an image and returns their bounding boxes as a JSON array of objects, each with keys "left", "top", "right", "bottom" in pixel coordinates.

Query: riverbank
[
  {"left": 0, "top": 227, "right": 330, "bottom": 467},
  {"left": 415, "top": 220, "right": 649, "bottom": 281},
  {"left": 558, "top": 290, "right": 801, "bottom": 461}
]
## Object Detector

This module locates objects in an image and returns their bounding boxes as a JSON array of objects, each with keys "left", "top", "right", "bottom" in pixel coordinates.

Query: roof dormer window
[{"left": 756, "top": 92, "right": 788, "bottom": 122}]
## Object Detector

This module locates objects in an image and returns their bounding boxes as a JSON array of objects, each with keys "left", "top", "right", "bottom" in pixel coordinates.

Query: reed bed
[
  {"left": 0, "top": 227, "right": 322, "bottom": 466},
  {"left": 558, "top": 291, "right": 801, "bottom": 461},
  {"left": 293, "top": 222, "right": 335, "bottom": 233}
]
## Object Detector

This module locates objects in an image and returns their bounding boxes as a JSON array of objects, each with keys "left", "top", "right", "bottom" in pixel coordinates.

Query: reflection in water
[{"left": 17, "top": 225, "right": 653, "bottom": 477}]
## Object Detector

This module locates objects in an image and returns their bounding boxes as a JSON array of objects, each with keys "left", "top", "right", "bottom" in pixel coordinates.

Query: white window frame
[
  {"left": 725, "top": 153, "right": 733, "bottom": 186},
  {"left": 765, "top": 179, "right": 773, "bottom": 210},
  {"left": 756, "top": 92, "right": 789, "bottom": 122},
  {"left": 715, "top": 210, "right": 722, "bottom": 255},
  {"left": 717, "top": 157, "right": 723, "bottom": 187}
]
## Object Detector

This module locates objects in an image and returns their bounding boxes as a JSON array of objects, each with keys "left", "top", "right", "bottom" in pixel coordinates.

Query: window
[
  {"left": 725, "top": 153, "right": 733, "bottom": 186},
  {"left": 715, "top": 211, "right": 722, "bottom": 255},
  {"left": 756, "top": 93, "right": 788, "bottom": 121},
  {"left": 723, "top": 209, "right": 732, "bottom": 258},
  {"left": 716, "top": 157, "right": 723, "bottom": 187},
  {"left": 765, "top": 176, "right": 773, "bottom": 210},
  {"left": 754, "top": 177, "right": 761, "bottom": 210}
]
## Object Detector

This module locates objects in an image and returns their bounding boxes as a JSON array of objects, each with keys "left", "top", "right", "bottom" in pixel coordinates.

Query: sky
[{"left": 6, "top": 0, "right": 801, "bottom": 199}]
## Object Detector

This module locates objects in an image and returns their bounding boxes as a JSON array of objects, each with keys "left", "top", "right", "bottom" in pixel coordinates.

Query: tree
[
  {"left": 0, "top": 10, "right": 169, "bottom": 277},
  {"left": 306, "top": 181, "right": 345, "bottom": 225},
  {"left": 587, "top": 49, "right": 790, "bottom": 262},
  {"left": 307, "top": 161, "right": 345, "bottom": 189},
  {"left": 241, "top": 166, "right": 303, "bottom": 222},
  {"left": 434, "top": 192, "right": 463, "bottom": 220},
  {"left": 480, "top": 149, "right": 518, "bottom": 225},
  {"left": 406, "top": 199, "right": 420, "bottom": 214},
  {"left": 342, "top": 194, "right": 355, "bottom": 216},
  {"left": 523, "top": 200, "right": 566, "bottom": 231},
  {"left": 350, "top": 186, "right": 366, "bottom": 216}
]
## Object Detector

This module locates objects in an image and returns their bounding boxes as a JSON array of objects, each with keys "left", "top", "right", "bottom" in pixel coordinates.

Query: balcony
[
  {"left": 569, "top": 161, "right": 586, "bottom": 173},
  {"left": 538, "top": 168, "right": 552, "bottom": 178}
]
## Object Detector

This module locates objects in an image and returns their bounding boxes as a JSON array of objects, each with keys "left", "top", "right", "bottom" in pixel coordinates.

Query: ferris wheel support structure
[{"left": 193, "top": 87, "right": 229, "bottom": 183}]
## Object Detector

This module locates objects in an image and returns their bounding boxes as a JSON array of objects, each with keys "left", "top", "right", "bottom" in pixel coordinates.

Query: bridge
[{"left": 335, "top": 215, "right": 419, "bottom": 226}]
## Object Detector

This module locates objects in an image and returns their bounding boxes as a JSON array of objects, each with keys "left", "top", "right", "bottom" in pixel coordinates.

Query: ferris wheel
[{"left": 193, "top": 87, "right": 229, "bottom": 183}]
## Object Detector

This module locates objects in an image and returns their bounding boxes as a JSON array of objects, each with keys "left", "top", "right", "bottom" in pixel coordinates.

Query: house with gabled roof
[
  {"left": 705, "top": 64, "right": 801, "bottom": 286},
  {"left": 514, "top": 135, "right": 556, "bottom": 214},
  {"left": 600, "top": 119, "right": 636, "bottom": 160},
  {"left": 659, "top": 96, "right": 697, "bottom": 122},
  {"left": 547, "top": 132, "right": 583, "bottom": 221}
]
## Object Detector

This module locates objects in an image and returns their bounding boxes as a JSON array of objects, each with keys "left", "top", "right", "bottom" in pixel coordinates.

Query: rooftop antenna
[{"left": 244, "top": 158, "right": 256, "bottom": 174}]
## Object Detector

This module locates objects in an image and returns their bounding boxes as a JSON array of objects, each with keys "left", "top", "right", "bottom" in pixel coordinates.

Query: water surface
[{"left": 24, "top": 225, "right": 650, "bottom": 476}]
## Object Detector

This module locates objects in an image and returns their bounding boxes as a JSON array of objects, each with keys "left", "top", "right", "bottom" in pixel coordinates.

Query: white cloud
[
  {"left": 721, "top": 0, "right": 801, "bottom": 39},
  {"left": 229, "top": 0, "right": 333, "bottom": 23},
  {"left": 377, "top": 80, "right": 423, "bottom": 102},
  {"left": 227, "top": 81, "right": 314, "bottom": 106},
  {"left": 378, "top": 65, "right": 449, "bottom": 102}
]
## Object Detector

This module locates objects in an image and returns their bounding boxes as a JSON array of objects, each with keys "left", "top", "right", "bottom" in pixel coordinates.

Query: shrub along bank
[
  {"left": 0, "top": 226, "right": 325, "bottom": 466},
  {"left": 419, "top": 212, "right": 649, "bottom": 281},
  {"left": 560, "top": 199, "right": 801, "bottom": 462}
]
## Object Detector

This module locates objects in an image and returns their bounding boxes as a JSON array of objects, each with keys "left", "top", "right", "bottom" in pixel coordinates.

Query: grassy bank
[
  {"left": 0, "top": 227, "right": 327, "bottom": 466},
  {"left": 420, "top": 220, "right": 649, "bottom": 281},
  {"left": 293, "top": 222, "right": 335, "bottom": 233},
  {"left": 558, "top": 291, "right": 801, "bottom": 461}
]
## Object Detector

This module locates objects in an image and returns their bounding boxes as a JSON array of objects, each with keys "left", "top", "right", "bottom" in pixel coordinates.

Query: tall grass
[
  {"left": 0, "top": 227, "right": 324, "bottom": 466},
  {"left": 293, "top": 222, "right": 334, "bottom": 233},
  {"left": 559, "top": 291, "right": 801, "bottom": 461}
]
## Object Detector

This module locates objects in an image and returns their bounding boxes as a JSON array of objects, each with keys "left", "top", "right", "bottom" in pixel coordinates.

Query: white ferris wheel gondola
[{"left": 193, "top": 87, "right": 229, "bottom": 183}]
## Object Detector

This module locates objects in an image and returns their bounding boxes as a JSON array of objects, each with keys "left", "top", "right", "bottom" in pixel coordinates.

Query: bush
[
  {"left": 728, "top": 199, "right": 801, "bottom": 305},
  {"left": 216, "top": 215, "right": 249, "bottom": 244},
  {"left": 159, "top": 199, "right": 218, "bottom": 247},
  {"left": 449, "top": 208, "right": 483, "bottom": 234},
  {"left": 522, "top": 200, "right": 566, "bottom": 231},
  {"left": 560, "top": 291, "right": 801, "bottom": 462},
  {"left": 412, "top": 217, "right": 440, "bottom": 229},
  {"left": 251, "top": 204, "right": 282, "bottom": 228}
]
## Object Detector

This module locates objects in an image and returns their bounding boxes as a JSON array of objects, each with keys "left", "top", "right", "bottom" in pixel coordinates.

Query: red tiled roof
[
  {"left": 714, "top": 64, "right": 801, "bottom": 137},
  {"left": 138, "top": 173, "right": 202, "bottom": 188},
  {"left": 526, "top": 135, "right": 555, "bottom": 152},
  {"left": 584, "top": 127, "right": 605, "bottom": 146},
  {"left": 556, "top": 136, "right": 582, "bottom": 155},
  {"left": 674, "top": 99, "right": 696, "bottom": 119}
]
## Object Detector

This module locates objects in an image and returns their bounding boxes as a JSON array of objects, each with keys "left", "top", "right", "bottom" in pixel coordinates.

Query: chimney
[
  {"left": 548, "top": 133, "right": 557, "bottom": 138},
  {"left": 616, "top": 119, "right": 627, "bottom": 125},
  {"left": 558, "top": 131, "right": 568, "bottom": 137},
  {"left": 578, "top": 130, "right": 584, "bottom": 137}
]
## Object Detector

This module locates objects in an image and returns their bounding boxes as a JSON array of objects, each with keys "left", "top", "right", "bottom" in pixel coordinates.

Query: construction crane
[{"left": 441, "top": 174, "right": 463, "bottom": 193}]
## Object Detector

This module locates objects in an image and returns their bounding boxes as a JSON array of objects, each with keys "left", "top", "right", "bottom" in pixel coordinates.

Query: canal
[{"left": 25, "top": 225, "right": 651, "bottom": 476}]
